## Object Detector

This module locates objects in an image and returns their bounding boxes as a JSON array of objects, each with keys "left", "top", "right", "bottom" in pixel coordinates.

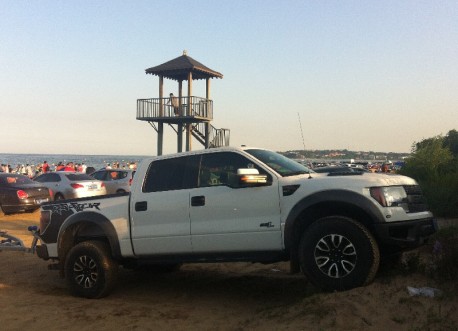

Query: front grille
[{"left": 403, "top": 185, "right": 428, "bottom": 213}]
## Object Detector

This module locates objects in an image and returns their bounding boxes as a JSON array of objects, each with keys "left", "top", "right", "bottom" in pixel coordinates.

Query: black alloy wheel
[
  {"left": 314, "top": 233, "right": 357, "bottom": 278},
  {"left": 299, "top": 216, "right": 380, "bottom": 291},
  {"left": 65, "top": 240, "right": 118, "bottom": 298}
]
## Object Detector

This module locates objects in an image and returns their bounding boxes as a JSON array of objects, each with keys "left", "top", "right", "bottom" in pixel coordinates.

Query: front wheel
[
  {"left": 299, "top": 216, "right": 380, "bottom": 291},
  {"left": 65, "top": 241, "right": 118, "bottom": 298}
]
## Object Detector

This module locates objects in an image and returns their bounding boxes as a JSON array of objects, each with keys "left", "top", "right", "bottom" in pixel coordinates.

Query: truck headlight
[{"left": 370, "top": 186, "right": 409, "bottom": 212}]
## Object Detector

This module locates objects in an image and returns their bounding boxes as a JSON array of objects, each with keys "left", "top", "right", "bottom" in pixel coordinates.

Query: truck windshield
[{"left": 245, "top": 149, "right": 313, "bottom": 177}]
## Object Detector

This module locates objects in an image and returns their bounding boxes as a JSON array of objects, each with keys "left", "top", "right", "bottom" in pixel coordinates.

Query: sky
[{"left": 1, "top": 0, "right": 457, "bottom": 156}]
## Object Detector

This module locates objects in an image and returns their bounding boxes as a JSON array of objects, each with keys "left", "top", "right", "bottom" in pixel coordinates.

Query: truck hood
[{"left": 281, "top": 172, "right": 418, "bottom": 189}]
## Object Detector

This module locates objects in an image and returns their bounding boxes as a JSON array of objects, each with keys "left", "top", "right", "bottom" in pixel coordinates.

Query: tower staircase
[{"left": 191, "top": 123, "right": 230, "bottom": 148}]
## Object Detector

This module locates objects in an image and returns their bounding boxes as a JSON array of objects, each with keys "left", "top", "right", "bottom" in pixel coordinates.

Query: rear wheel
[
  {"left": 65, "top": 241, "right": 118, "bottom": 298},
  {"left": 54, "top": 193, "right": 64, "bottom": 201},
  {"left": 299, "top": 216, "right": 380, "bottom": 291}
]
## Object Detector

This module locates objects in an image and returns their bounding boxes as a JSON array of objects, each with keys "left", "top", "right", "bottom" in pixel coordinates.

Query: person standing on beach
[
  {"left": 26, "top": 164, "right": 34, "bottom": 178},
  {"left": 63, "top": 162, "right": 75, "bottom": 171},
  {"left": 42, "top": 161, "right": 50, "bottom": 173},
  {"left": 56, "top": 162, "right": 65, "bottom": 171}
]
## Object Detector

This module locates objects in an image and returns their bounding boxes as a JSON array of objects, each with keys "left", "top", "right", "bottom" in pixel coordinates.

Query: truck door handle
[
  {"left": 135, "top": 201, "right": 147, "bottom": 211},
  {"left": 191, "top": 196, "right": 205, "bottom": 207}
]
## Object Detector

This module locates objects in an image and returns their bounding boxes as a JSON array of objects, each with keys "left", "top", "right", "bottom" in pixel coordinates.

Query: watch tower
[{"left": 137, "top": 51, "right": 230, "bottom": 155}]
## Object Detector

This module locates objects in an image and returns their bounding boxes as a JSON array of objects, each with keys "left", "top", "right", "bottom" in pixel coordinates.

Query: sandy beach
[{"left": 1, "top": 211, "right": 457, "bottom": 330}]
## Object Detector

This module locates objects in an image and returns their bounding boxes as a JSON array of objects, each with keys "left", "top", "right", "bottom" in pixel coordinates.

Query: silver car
[
  {"left": 90, "top": 169, "right": 135, "bottom": 194},
  {"left": 34, "top": 172, "right": 107, "bottom": 200}
]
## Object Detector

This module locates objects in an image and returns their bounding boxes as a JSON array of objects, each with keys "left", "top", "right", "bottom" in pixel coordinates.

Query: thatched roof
[{"left": 145, "top": 53, "right": 223, "bottom": 81}]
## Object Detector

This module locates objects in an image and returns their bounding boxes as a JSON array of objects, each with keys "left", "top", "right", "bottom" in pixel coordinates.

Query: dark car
[{"left": 0, "top": 173, "right": 51, "bottom": 214}]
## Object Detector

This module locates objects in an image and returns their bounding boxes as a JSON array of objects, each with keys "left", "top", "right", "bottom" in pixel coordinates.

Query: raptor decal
[{"left": 47, "top": 202, "right": 101, "bottom": 215}]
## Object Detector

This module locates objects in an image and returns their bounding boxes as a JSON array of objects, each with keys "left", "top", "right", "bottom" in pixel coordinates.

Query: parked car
[
  {"left": 33, "top": 172, "right": 107, "bottom": 200},
  {"left": 90, "top": 169, "right": 135, "bottom": 194},
  {"left": 0, "top": 173, "right": 51, "bottom": 214}
]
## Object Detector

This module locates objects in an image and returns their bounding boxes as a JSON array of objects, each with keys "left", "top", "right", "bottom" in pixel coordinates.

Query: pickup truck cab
[{"left": 33, "top": 147, "right": 437, "bottom": 298}]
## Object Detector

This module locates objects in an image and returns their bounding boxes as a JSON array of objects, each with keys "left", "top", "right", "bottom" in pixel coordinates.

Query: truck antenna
[{"left": 297, "top": 112, "right": 306, "bottom": 151}]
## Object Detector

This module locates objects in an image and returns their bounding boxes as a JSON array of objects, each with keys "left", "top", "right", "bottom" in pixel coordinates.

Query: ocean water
[{"left": 0, "top": 153, "right": 149, "bottom": 171}]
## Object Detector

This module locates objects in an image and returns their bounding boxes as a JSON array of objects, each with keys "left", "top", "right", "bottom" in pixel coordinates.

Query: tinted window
[
  {"left": 199, "top": 152, "right": 270, "bottom": 187},
  {"left": 107, "top": 171, "right": 120, "bottom": 180},
  {"left": 107, "top": 171, "right": 128, "bottom": 180},
  {"left": 0, "top": 175, "right": 34, "bottom": 185},
  {"left": 33, "top": 174, "right": 46, "bottom": 183},
  {"left": 65, "top": 174, "right": 95, "bottom": 181},
  {"left": 91, "top": 171, "right": 107, "bottom": 180},
  {"left": 49, "top": 173, "right": 61, "bottom": 182},
  {"left": 143, "top": 155, "right": 199, "bottom": 192},
  {"left": 35, "top": 173, "right": 61, "bottom": 183}
]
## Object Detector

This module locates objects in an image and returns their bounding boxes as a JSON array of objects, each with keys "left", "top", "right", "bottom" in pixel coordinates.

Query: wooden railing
[
  {"left": 192, "top": 123, "right": 230, "bottom": 148},
  {"left": 211, "top": 128, "right": 230, "bottom": 148},
  {"left": 137, "top": 96, "right": 213, "bottom": 120}
]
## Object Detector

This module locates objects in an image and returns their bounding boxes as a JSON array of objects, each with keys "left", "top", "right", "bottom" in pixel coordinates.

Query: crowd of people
[{"left": 0, "top": 160, "right": 137, "bottom": 178}]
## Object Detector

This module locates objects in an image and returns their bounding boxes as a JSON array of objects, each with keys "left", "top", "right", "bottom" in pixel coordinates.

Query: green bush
[
  {"left": 400, "top": 132, "right": 458, "bottom": 217},
  {"left": 418, "top": 173, "right": 458, "bottom": 217}
]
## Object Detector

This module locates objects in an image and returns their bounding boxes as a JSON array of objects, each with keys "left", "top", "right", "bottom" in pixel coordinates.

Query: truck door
[
  {"left": 189, "top": 151, "right": 282, "bottom": 253},
  {"left": 130, "top": 155, "right": 199, "bottom": 256}
]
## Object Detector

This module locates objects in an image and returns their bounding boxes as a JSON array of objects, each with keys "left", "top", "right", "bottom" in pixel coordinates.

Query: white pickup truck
[{"left": 32, "top": 147, "right": 437, "bottom": 298}]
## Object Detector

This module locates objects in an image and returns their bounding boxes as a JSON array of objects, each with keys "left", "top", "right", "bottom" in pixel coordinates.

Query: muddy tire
[
  {"left": 299, "top": 216, "right": 380, "bottom": 291},
  {"left": 65, "top": 241, "right": 118, "bottom": 299}
]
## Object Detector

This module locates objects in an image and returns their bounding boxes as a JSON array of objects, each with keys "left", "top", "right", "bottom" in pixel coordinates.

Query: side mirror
[{"left": 236, "top": 168, "right": 268, "bottom": 186}]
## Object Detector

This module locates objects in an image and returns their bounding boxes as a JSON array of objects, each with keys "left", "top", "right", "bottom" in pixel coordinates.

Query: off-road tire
[
  {"left": 65, "top": 240, "right": 118, "bottom": 299},
  {"left": 299, "top": 216, "right": 380, "bottom": 291}
]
